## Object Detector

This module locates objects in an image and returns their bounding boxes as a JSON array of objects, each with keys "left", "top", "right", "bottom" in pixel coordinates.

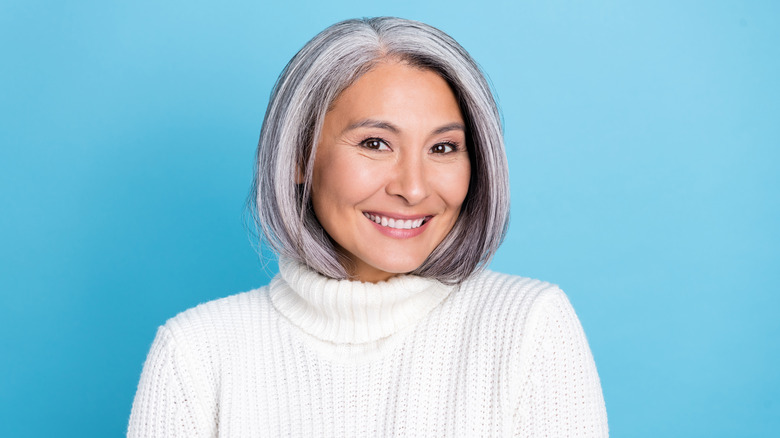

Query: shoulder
[
  {"left": 159, "top": 285, "right": 275, "bottom": 353},
  {"left": 455, "top": 269, "right": 569, "bottom": 325},
  {"left": 462, "top": 269, "right": 562, "bottom": 297},
  {"left": 448, "top": 270, "right": 581, "bottom": 349},
  {"left": 168, "top": 286, "right": 269, "bottom": 326}
]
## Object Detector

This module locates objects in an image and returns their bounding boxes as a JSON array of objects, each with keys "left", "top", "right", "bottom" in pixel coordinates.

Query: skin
[{"left": 310, "top": 60, "right": 471, "bottom": 283}]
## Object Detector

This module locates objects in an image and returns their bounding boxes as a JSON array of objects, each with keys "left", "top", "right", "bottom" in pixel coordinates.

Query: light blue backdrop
[{"left": 1, "top": 1, "right": 778, "bottom": 436}]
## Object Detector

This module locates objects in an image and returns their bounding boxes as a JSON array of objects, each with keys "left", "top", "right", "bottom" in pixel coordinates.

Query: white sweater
[{"left": 128, "top": 260, "right": 608, "bottom": 437}]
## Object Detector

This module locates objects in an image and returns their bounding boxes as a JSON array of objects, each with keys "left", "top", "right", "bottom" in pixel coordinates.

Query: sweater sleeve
[
  {"left": 127, "top": 325, "right": 216, "bottom": 438},
  {"left": 513, "top": 288, "right": 608, "bottom": 437}
]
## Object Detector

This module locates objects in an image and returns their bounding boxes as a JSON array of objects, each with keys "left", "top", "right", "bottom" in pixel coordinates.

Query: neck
[
  {"left": 269, "top": 258, "right": 454, "bottom": 345},
  {"left": 336, "top": 248, "right": 400, "bottom": 283}
]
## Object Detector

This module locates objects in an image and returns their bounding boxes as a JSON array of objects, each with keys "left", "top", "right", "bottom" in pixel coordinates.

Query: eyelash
[
  {"left": 360, "top": 138, "right": 390, "bottom": 151},
  {"left": 359, "top": 137, "right": 461, "bottom": 154}
]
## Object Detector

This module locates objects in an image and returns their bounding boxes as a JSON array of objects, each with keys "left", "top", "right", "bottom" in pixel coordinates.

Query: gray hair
[{"left": 248, "top": 17, "right": 509, "bottom": 284}]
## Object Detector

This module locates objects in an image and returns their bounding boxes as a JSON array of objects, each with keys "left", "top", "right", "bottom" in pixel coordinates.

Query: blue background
[{"left": 1, "top": 1, "right": 778, "bottom": 436}]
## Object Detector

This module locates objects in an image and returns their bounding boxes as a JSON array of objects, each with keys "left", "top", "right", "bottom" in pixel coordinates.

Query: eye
[
  {"left": 430, "top": 142, "right": 458, "bottom": 154},
  {"left": 360, "top": 138, "right": 390, "bottom": 151}
]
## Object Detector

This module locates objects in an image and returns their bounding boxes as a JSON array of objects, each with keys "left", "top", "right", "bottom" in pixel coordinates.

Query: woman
[{"left": 128, "top": 17, "right": 608, "bottom": 437}]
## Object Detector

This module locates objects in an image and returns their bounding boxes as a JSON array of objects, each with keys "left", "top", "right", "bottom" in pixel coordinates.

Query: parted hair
[{"left": 249, "top": 17, "right": 509, "bottom": 284}]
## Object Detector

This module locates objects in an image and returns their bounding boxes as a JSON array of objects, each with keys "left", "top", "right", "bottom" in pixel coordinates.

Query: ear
[{"left": 295, "top": 164, "right": 305, "bottom": 184}]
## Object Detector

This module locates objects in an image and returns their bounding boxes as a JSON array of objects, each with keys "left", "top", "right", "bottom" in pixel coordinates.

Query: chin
[{"left": 368, "top": 255, "right": 427, "bottom": 276}]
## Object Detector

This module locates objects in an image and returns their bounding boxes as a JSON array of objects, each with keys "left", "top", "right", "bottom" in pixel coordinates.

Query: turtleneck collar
[{"left": 269, "top": 258, "right": 453, "bottom": 345}]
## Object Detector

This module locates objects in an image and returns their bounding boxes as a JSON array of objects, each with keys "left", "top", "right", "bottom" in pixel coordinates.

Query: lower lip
[{"left": 366, "top": 216, "right": 431, "bottom": 239}]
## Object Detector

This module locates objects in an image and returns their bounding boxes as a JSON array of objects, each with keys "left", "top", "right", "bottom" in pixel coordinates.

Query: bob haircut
[{"left": 249, "top": 17, "right": 509, "bottom": 284}]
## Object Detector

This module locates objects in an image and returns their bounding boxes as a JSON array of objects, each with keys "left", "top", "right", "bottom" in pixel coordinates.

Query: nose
[{"left": 385, "top": 153, "right": 430, "bottom": 205}]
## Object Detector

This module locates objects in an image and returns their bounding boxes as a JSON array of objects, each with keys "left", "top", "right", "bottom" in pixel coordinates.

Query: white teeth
[{"left": 364, "top": 213, "right": 427, "bottom": 230}]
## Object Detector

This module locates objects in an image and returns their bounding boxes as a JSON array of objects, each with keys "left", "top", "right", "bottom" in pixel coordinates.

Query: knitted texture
[{"left": 128, "top": 261, "right": 608, "bottom": 437}]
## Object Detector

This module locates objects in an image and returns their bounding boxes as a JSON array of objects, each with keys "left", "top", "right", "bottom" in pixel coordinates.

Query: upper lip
[{"left": 363, "top": 211, "right": 433, "bottom": 220}]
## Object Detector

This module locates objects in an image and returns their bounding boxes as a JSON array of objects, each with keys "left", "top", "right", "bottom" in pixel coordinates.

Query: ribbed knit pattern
[{"left": 128, "top": 261, "right": 608, "bottom": 437}]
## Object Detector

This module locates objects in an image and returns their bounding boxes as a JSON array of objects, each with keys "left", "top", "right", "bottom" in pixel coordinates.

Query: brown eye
[
  {"left": 361, "top": 138, "right": 390, "bottom": 151},
  {"left": 430, "top": 142, "right": 456, "bottom": 154}
]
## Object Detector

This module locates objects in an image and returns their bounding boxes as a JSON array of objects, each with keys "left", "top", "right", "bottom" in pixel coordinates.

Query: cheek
[
  {"left": 436, "top": 161, "right": 471, "bottom": 209},
  {"left": 312, "top": 153, "right": 379, "bottom": 210}
]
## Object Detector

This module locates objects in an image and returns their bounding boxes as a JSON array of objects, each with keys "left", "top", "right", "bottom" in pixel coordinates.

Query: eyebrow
[
  {"left": 343, "top": 119, "right": 400, "bottom": 134},
  {"left": 342, "top": 118, "right": 466, "bottom": 136},
  {"left": 431, "top": 122, "right": 467, "bottom": 135}
]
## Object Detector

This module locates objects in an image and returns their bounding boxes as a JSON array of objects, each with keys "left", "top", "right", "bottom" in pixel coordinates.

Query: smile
[{"left": 363, "top": 212, "right": 431, "bottom": 230}]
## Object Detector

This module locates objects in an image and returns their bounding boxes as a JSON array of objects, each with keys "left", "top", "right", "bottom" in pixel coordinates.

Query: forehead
[{"left": 326, "top": 61, "right": 464, "bottom": 127}]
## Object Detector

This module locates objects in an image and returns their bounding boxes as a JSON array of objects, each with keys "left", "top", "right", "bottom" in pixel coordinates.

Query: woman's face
[{"left": 310, "top": 60, "right": 471, "bottom": 283}]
